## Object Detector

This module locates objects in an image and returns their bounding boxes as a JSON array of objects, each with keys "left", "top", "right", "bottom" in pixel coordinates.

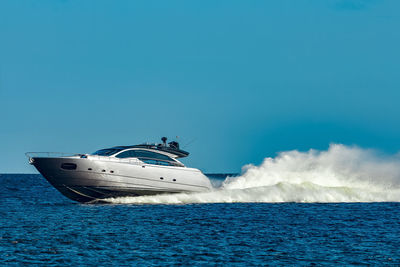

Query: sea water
[{"left": 1, "top": 144, "right": 400, "bottom": 265}]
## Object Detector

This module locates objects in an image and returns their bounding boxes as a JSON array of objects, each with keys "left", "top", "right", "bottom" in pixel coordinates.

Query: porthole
[
  {"left": 102, "top": 169, "right": 106, "bottom": 172},
  {"left": 110, "top": 170, "right": 114, "bottom": 173},
  {"left": 88, "top": 168, "right": 92, "bottom": 171},
  {"left": 160, "top": 177, "right": 164, "bottom": 180},
  {"left": 173, "top": 179, "right": 176, "bottom": 182}
]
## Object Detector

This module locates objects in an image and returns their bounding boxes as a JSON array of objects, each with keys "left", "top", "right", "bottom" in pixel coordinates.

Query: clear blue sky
[{"left": 1, "top": 0, "right": 400, "bottom": 173}]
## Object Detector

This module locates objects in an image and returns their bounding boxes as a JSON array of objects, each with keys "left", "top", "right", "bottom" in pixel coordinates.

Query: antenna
[{"left": 161, "top": 137, "right": 167, "bottom": 146}]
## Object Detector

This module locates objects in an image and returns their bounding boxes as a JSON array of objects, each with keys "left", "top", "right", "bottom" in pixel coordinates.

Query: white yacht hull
[{"left": 32, "top": 156, "right": 212, "bottom": 203}]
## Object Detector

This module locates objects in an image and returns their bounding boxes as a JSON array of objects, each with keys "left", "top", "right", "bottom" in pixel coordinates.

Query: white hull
[{"left": 32, "top": 156, "right": 212, "bottom": 203}]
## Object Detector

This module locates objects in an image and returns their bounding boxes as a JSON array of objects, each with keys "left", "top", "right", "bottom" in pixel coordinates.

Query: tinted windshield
[
  {"left": 116, "top": 149, "right": 183, "bottom": 166},
  {"left": 116, "top": 150, "right": 173, "bottom": 161},
  {"left": 92, "top": 148, "right": 121, "bottom": 156}
]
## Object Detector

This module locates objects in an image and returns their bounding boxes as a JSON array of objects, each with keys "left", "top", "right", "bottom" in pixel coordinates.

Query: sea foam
[{"left": 105, "top": 144, "right": 400, "bottom": 204}]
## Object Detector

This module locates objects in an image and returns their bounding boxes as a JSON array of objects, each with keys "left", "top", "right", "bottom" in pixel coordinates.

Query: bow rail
[{"left": 25, "top": 152, "right": 83, "bottom": 159}]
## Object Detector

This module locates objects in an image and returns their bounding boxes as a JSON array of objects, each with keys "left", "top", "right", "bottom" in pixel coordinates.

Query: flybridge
[{"left": 109, "top": 137, "right": 189, "bottom": 158}]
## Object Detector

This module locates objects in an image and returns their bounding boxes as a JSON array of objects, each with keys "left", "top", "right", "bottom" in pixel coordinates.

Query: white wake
[{"left": 105, "top": 144, "right": 400, "bottom": 204}]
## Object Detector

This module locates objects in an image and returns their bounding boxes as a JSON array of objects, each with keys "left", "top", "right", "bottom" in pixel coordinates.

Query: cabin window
[
  {"left": 92, "top": 149, "right": 121, "bottom": 156},
  {"left": 136, "top": 150, "right": 173, "bottom": 161},
  {"left": 141, "top": 159, "right": 174, "bottom": 166},
  {"left": 116, "top": 150, "right": 173, "bottom": 162},
  {"left": 61, "top": 163, "right": 77, "bottom": 170},
  {"left": 115, "top": 151, "right": 132, "bottom": 158}
]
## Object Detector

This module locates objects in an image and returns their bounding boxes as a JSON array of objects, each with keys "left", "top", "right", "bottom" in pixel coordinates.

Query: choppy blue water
[{"left": 1, "top": 174, "right": 400, "bottom": 265}]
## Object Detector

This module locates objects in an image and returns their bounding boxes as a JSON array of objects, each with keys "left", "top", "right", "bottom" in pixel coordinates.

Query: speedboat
[{"left": 26, "top": 137, "right": 212, "bottom": 203}]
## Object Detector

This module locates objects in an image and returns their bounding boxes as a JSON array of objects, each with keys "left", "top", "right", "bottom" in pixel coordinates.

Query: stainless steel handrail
[{"left": 25, "top": 152, "right": 82, "bottom": 159}]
